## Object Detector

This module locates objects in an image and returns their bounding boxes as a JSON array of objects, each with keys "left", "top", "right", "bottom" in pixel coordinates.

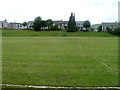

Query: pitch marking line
[{"left": 2, "top": 84, "right": 120, "bottom": 89}]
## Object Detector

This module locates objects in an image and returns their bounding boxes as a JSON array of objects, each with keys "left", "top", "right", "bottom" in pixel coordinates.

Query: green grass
[
  {"left": 2, "top": 30, "right": 117, "bottom": 37},
  {"left": 3, "top": 37, "right": 118, "bottom": 87}
]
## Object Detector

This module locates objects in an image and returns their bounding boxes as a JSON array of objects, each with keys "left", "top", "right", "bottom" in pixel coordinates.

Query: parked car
[{"left": 93, "top": 30, "right": 98, "bottom": 32}]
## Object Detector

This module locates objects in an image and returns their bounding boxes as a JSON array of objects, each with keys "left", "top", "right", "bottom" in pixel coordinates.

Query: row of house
[
  {"left": 0, "top": 19, "right": 119, "bottom": 32},
  {"left": 27, "top": 20, "right": 119, "bottom": 32},
  {"left": 0, "top": 20, "right": 26, "bottom": 29},
  {"left": 27, "top": 20, "right": 85, "bottom": 30}
]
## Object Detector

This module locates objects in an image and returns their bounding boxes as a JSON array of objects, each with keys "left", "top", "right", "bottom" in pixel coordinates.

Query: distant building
[
  {"left": 8, "top": 22, "right": 24, "bottom": 29},
  {"left": 53, "top": 20, "right": 85, "bottom": 30},
  {"left": 28, "top": 21, "right": 34, "bottom": 29},
  {"left": 0, "top": 20, "right": 9, "bottom": 29},
  {"left": 76, "top": 21, "right": 85, "bottom": 31},
  {"left": 102, "top": 22, "right": 118, "bottom": 32},
  {"left": 53, "top": 20, "right": 68, "bottom": 30},
  {"left": 0, "top": 20, "right": 27, "bottom": 30}
]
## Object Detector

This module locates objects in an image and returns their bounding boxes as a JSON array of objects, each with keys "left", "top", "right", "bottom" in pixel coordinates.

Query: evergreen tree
[
  {"left": 67, "top": 13, "right": 78, "bottom": 32},
  {"left": 33, "top": 16, "right": 42, "bottom": 31}
]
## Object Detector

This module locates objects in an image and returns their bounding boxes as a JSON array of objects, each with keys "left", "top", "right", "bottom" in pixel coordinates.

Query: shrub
[
  {"left": 66, "top": 26, "right": 79, "bottom": 32},
  {"left": 51, "top": 25, "right": 60, "bottom": 31},
  {"left": 109, "top": 27, "right": 120, "bottom": 35},
  {"left": 106, "top": 27, "right": 112, "bottom": 33}
]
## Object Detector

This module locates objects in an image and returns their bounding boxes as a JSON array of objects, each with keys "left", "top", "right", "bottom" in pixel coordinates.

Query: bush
[
  {"left": 109, "top": 27, "right": 120, "bottom": 35},
  {"left": 66, "top": 26, "right": 79, "bottom": 32},
  {"left": 106, "top": 27, "right": 111, "bottom": 33},
  {"left": 51, "top": 25, "right": 60, "bottom": 31}
]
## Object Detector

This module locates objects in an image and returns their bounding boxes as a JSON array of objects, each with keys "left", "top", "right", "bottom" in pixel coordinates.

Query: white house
[
  {"left": 8, "top": 22, "right": 23, "bottom": 29},
  {"left": 102, "top": 22, "right": 118, "bottom": 32},
  {"left": 53, "top": 20, "right": 68, "bottom": 30},
  {"left": 28, "top": 21, "right": 34, "bottom": 29},
  {"left": 76, "top": 21, "right": 85, "bottom": 31},
  {"left": 0, "top": 20, "right": 9, "bottom": 29},
  {"left": 53, "top": 20, "right": 85, "bottom": 30}
]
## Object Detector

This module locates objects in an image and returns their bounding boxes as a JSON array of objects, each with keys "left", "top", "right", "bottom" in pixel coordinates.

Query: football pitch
[{"left": 2, "top": 36, "right": 118, "bottom": 87}]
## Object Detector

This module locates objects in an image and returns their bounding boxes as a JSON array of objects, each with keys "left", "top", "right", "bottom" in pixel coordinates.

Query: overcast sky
[{"left": 0, "top": 0, "right": 119, "bottom": 24}]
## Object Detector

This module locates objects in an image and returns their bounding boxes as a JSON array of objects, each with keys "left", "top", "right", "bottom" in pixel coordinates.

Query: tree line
[{"left": 33, "top": 17, "right": 61, "bottom": 31}]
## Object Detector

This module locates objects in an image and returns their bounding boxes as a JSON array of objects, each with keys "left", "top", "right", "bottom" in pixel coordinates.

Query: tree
[
  {"left": 67, "top": 13, "right": 78, "bottom": 32},
  {"left": 22, "top": 22, "right": 28, "bottom": 28},
  {"left": 41, "top": 20, "right": 46, "bottom": 30},
  {"left": 98, "top": 25, "right": 102, "bottom": 32},
  {"left": 46, "top": 19, "right": 53, "bottom": 30},
  {"left": 33, "top": 16, "right": 42, "bottom": 31},
  {"left": 83, "top": 20, "right": 91, "bottom": 31}
]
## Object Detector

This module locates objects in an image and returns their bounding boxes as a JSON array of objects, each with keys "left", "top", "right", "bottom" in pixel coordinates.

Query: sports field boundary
[{"left": 2, "top": 84, "right": 120, "bottom": 89}]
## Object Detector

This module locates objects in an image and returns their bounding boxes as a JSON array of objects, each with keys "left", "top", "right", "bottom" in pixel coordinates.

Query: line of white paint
[
  {"left": 92, "top": 55, "right": 118, "bottom": 74},
  {"left": 84, "top": 48, "right": 118, "bottom": 74},
  {"left": 2, "top": 84, "right": 120, "bottom": 89}
]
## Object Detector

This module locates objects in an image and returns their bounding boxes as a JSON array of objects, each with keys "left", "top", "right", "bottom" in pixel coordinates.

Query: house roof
[
  {"left": 28, "top": 21, "right": 34, "bottom": 23},
  {"left": 76, "top": 21, "right": 85, "bottom": 24},
  {"left": 53, "top": 21, "right": 62, "bottom": 24},
  {"left": 62, "top": 21, "right": 68, "bottom": 24},
  {"left": 53, "top": 21, "right": 68, "bottom": 24},
  {"left": 27, "top": 20, "right": 85, "bottom": 25},
  {"left": 10, "top": 22, "right": 21, "bottom": 24},
  {"left": 102, "top": 22, "right": 117, "bottom": 26}
]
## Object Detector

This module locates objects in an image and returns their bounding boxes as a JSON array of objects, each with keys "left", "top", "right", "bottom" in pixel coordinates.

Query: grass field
[
  {"left": 3, "top": 32, "right": 118, "bottom": 87},
  {"left": 2, "top": 30, "right": 117, "bottom": 37}
]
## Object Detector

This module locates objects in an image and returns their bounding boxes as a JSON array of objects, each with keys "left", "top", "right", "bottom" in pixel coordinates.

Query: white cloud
[{"left": 0, "top": 0, "right": 119, "bottom": 24}]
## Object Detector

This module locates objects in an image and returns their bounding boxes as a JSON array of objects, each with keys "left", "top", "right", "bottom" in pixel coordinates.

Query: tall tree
[
  {"left": 67, "top": 13, "right": 77, "bottom": 32},
  {"left": 83, "top": 20, "right": 91, "bottom": 31},
  {"left": 46, "top": 19, "right": 53, "bottom": 30},
  {"left": 33, "top": 16, "right": 42, "bottom": 31}
]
